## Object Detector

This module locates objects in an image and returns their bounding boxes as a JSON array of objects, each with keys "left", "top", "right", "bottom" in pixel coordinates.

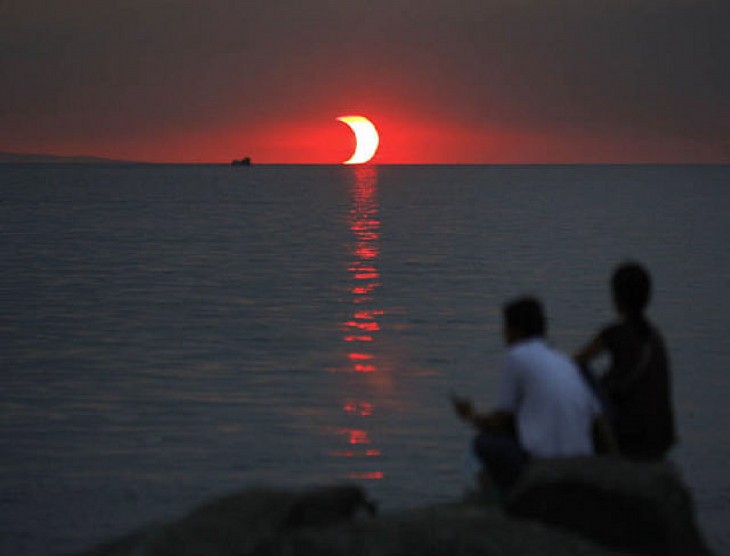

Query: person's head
[
  {"left": 502, "top": 296, "right": 546, "bottom": 345},
  {"left": 611, "top": 262, "right": 651, "bottom": 318}
]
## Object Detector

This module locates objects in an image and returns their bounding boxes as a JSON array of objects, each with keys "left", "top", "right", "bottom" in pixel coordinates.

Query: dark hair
[
  {"left": 612, "top": 262, "right": 651, "bottom": 317},
  {"left": 503, "top": 296, "right": 546, "bottom": 339}
]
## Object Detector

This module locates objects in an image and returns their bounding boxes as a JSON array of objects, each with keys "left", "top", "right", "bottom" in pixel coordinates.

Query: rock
[
  {"left": 283, "top": 483, "right": 377, "bottom": 529},
  {"left": 139, "top": 488, "right": 297, "bottom": 555},
  {"left": 505, "top": 457, "right": 711, "bottom": 555},
  {"left": 75, "top": 485, "right": 624, "bottom": 556},
  {"left": 267, "top": 503, "right": 624, "bottom": 556},
  {"left": 75, "top": 462, "right": 711, "bottom": 556}
]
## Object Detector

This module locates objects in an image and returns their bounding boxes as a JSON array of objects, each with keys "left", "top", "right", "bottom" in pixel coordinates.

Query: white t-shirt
[{"left": 495, "top": 338, "right": 601, "bottom": 458}]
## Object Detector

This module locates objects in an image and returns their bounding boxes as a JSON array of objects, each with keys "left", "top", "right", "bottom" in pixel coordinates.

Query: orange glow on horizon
[{"left": 15, "top": 100, "right": 727, "bottom": 165}]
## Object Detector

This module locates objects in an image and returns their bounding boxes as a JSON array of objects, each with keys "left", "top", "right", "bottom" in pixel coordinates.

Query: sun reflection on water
[{"left": 331, "top": 166, "right": 384, "bottom": 480}]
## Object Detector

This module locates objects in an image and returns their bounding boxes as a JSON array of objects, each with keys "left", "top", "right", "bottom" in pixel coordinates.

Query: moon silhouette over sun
[{"left": 337, "top": 115, "right": 380, "bottom": 164}]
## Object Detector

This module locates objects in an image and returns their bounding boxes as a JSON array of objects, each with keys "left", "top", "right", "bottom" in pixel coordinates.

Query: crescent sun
[{"left": 337, "top": 115, "right": 380, "bottom": 164}]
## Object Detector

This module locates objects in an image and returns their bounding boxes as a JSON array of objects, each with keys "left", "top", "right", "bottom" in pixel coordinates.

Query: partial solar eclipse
[{"left": 337, "top": 115, "right": 379, "bottom": 164}]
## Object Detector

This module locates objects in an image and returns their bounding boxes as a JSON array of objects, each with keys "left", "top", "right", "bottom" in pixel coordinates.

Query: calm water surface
[{"left": 1, "top": 164, "right": 729, "bottom": 554}]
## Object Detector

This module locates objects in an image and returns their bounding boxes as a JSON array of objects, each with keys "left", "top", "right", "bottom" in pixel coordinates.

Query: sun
[{"left": 337, "top": 115, "right": 380, "bottom": 164}]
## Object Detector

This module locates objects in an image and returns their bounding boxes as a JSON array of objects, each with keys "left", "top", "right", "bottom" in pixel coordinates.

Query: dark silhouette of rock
[
  {"left": 231, "top": 157, "right": 252, "bottom": 166},
  {"left": 283, "top": 484, "right": 377, "bottom": 529},
  {"left": 143, "top": 488, "right": 295, "bottom": 555},
  {"left": 505, "top": 457, "right": 710, "bottom": 555},
  {"left": 74, "top": 465, "right": 708, "bottom": 556},
  {"left": 74, "top": 486, "right": 622, "bottom": 556},
  {"left": 268, "top": 503, "right": 622, "bottom": 556}
]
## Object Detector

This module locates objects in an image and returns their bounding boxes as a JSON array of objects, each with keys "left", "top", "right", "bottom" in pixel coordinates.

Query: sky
[{"left": 1, "top": 0, "right": 728, "bottom": 164}]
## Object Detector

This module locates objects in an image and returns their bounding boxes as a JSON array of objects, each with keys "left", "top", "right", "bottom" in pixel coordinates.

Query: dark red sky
[{"left": 1, "top": 0, "right": 728, "bottom": 163}]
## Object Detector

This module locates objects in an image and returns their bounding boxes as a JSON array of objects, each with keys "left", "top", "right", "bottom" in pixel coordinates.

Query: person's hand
[{"left": 451, "top": 395, "right": 474, "bottom": 422}]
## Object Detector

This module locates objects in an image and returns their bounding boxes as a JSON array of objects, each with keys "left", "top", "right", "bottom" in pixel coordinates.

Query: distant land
[{"left": 0, "top": 152, "right": 138, "bottom": 164}]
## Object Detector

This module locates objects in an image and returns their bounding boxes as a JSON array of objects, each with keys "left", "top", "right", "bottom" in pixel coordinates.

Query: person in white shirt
[{"left": 453, "top": 296, "right": 615, "bottom": 497}]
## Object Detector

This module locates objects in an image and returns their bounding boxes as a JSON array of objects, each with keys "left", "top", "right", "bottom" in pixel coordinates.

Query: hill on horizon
[{"left": 0, "top": 151, "right": 138, "bottom": 164}]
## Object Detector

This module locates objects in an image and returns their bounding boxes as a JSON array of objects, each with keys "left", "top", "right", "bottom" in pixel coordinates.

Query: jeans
[{"left": 473, "top": 431, "right": 529, "bottom": 496}]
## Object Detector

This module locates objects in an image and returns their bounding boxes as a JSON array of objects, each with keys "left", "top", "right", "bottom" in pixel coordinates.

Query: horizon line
[{"left": 1, "top": 154, "right": 728, "bottom": 168}]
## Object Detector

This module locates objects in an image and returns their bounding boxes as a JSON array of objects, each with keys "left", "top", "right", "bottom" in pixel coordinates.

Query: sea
[{"left": 1, "top": 163, "right": 728, "bottom": 555}]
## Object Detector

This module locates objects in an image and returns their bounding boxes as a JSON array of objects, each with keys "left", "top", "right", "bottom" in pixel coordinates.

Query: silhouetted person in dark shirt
[{"left": 575, "top": 262, "right": 676, "bottom": 460}]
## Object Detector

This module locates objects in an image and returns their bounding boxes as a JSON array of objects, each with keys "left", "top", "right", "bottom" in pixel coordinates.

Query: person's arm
[
  {"left": 452, "top": 396, "right": 514, "bottom": 433},
  {"left": 574, "top": 334, "right": 605, "bottom": 366},
  {"left": 452, "top": 395, "right": 483, "bottom": 426},
  {"left": 593, "top": 414, "right": 619, "bottom": 455},
  {"left": 476, "top": 410, "right": 515, "bottom": 433},
  {"left": 453, "top": 352, "right": 519, "bottom": 434}
]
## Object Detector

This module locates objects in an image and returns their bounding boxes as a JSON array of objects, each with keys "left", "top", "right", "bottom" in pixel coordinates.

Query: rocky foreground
[{"left": 75, "top": 458, "right": 711, "bottom": 556}]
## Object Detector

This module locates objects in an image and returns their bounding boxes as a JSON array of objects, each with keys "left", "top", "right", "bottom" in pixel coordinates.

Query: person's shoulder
[
  {"left": 599, "top": 320, "right": 629, "bottom": 347},
  {"left": 508, "top": 338, "right": 557, "bottom": 364},
  {"left": 599, "top": 320, "right": 623, "bottom": 337},
  {"left": 508, "top": 337, "right": 543, "bottom": 354},
  {"left": 504, "top": 339, "right": 537, "bottom": 367},
  {"left": 544, "top": 342, "right": 580, "bottom": 370},
  {"left": 646, "top": 320, "right": 666, "bottom": 338}
]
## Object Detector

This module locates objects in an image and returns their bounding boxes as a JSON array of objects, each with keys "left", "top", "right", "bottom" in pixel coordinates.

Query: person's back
[
  {"left": 600, "top": 318, "right": 675, "bottom": 459},
  {"left": 576, "top": 262, "right": 676, "bottom": 460},
  {"left": 500, "top": 338, "right": 599, "bottom": 458}
]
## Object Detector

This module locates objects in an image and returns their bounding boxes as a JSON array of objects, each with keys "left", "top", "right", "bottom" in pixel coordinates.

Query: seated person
[
  {"left": 575, "top": 262, "right": 676, "bottom": 460},
  {"left": 453, "top": 297, "right": 614, "bottom": 497}
]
